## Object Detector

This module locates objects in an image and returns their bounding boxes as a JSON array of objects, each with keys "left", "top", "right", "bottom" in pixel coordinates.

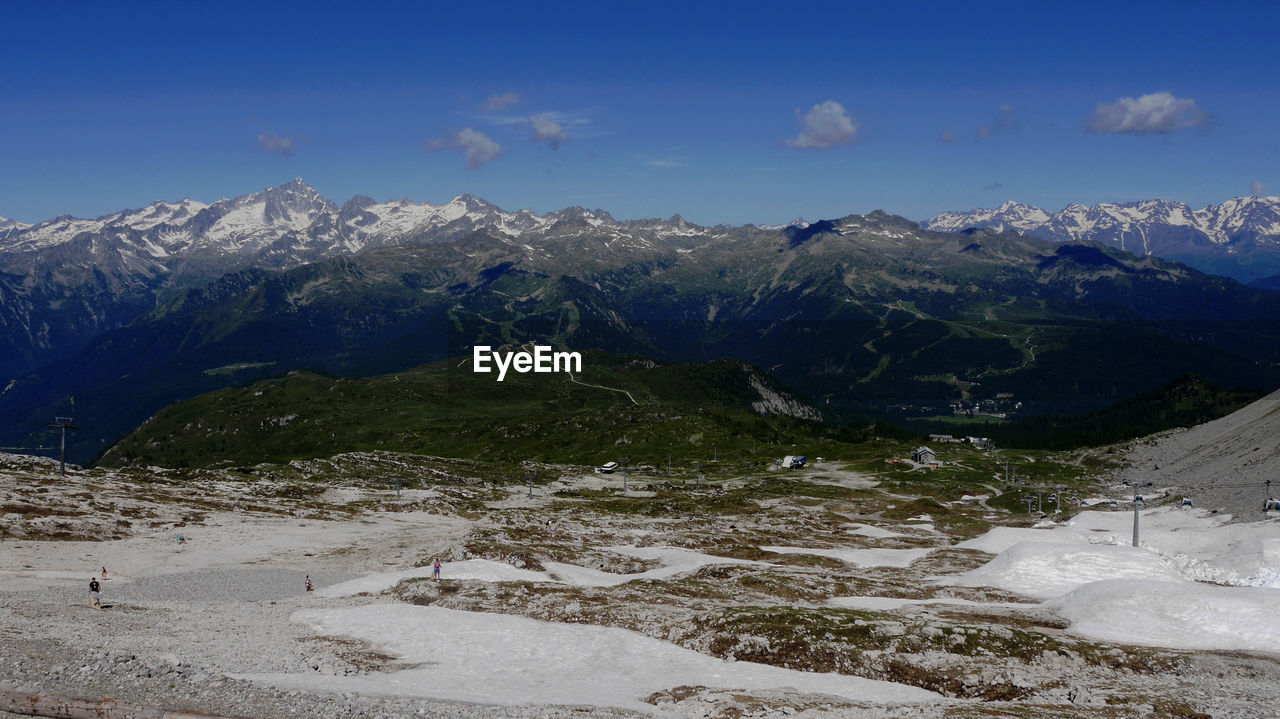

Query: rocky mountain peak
[
  {"left": 340, "top": 195, "right": 377, "bottom": 212},
  {"left": 451, "top": 194, "right": 497, "bottom": 213},
  {"left": 259, "top": 179, "right": 335, "bottom": 217}
]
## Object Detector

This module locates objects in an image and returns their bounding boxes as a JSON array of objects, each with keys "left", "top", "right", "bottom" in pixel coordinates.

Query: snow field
[
  {"left": 827, "top": 596, "right": 1035, "bottom": 612},
  {"left": 953, "top": 508, "right": 1280, "bottom": 588},
  {"left": 1046, "top": 580, "right": 1280, "bottom": 653},
  {"left": 950, "top": 541, "right": 1187, "bottom": 600},
  {"left": 760, "top": 545, "right": 935, "bottom": 568},
  {"left": 241, "top": 604, "right": 943, "bottom": 713},
  {"left": 1205, "top": 538, "right": 1280, "bottom": 588},
  {"left": 958, "top": 507, "right": 1278, "bottom": 560},
  {"left": 940, "top": 508, "right": 1280, "bottom": 652}
]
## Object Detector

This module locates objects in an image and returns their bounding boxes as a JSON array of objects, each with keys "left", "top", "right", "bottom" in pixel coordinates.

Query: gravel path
[
  {"left": 17, "top": 567, "right": 356, "bottom": 604},
  {"left": 0, "top": 639, "right": 644, "bottom": 719},
  {"left": 0, "top": 565, "right": 645, "bottom": 719}
]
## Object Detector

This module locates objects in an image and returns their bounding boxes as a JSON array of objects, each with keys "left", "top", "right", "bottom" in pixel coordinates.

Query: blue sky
[{"left": 2, "top": 1, "right": 1277, "bottom": 225}]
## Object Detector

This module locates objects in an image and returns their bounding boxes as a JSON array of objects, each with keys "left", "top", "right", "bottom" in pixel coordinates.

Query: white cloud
[
  {"left": 425, "top": 128, "right": 502, "bottom": 169},
  {"left": 785, "top": 101, "right": 859, "bottom": 149},
  {"left": 258, "top": 131, "right": 295, "bottom": 157},
  {"left": 528, "top": 113, "right": 568, "bottom": 149},
  {"left": 1251, "top": 181, "right": 1267, "bottom": 196},
  {"left": 978, "top": 104, "right": 1017, "bottom": 141},
  {"left": 1086, "top": 92, "right": 1210, "bottom": 134},
  {"left": 482, "top": 93, "right": 522, "bottom": 111},
  {"left": 478, "top": 109, "right": 605, "bottom": 142}
]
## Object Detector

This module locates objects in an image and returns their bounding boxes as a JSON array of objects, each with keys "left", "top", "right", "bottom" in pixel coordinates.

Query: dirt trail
[{"left": 565, "top": 371, "right": 639, "bottom": 405}]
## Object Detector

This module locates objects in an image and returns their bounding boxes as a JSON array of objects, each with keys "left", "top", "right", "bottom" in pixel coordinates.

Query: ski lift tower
[
  {"left": 47, "top": 417, "right": 79, "bottom": 477},
  {"left": 1132, "top": 481, "right": 1152, "bottom": 547}
]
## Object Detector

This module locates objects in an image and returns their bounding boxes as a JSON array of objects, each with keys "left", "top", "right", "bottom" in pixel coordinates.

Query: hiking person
[
  {"left": 101, "top": 566, "right": 108, "bottom": 579},
  {"left": 304, "top": 575, "right": 313, "bottom": 592},
  {"left": 89, "top": 578, "right": 101, "bottom": 609},
  {"left": 433, "top": 559, "right": 441, "bottom": 580}
]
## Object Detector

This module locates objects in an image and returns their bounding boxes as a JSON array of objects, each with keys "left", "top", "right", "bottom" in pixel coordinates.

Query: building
[{"left": 911, "top": 447, "right": 936, "bottom": 464}]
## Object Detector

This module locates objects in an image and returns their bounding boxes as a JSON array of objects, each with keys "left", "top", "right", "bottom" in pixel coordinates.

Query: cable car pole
[
  {"left": 1132, "top": 482, "right": 1152, "bottom": 547},
  {"left": 47, "top": 417, "right": 79, "bottom": 477}
]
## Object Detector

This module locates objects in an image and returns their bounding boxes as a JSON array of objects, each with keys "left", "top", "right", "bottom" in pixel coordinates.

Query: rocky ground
[
  {"left": 1114, "top": 388, "right": 1280, "bottom": 520},
  {"left": 1, "top": 449, "right": 1277, "bottom": 718}
]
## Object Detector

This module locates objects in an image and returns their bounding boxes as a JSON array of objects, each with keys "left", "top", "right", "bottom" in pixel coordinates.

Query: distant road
[{"left": 566, "top": 372, "right": 640, "bottom": 406}]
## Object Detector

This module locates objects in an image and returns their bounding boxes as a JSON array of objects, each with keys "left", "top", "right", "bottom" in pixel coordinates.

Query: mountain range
[
  {"left": 924, "top": 197, "right": 1280, "bottom": 285},
  {"left": 3, "top": 180, "right": 1280, "bottom": 463},
  {"left": 0, "top": 179, "right": 710, "bottom": 381}
]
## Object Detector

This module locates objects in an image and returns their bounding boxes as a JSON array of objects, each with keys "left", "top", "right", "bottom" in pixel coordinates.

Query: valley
[{"left": 4, "top": 183, "right": 1280, "bottom": 465}]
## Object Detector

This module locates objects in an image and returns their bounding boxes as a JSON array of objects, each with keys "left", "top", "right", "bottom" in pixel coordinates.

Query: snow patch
[
  {"left": 950, "top": 541, "right": 1186, "bottom": 600},
  {"left": 761, "top": 545, "right": 935, "bottom": 568},
  {"left": 240, "top": 604, "right": 942, "bottom": 711},
  {"left": 1047, "top": 580, "right": 1280, "bottom": 653},
  {"left": 828, "top": 595, "right": 1034, "bottom": 611},
  {"left": 842, "top": 522, "right": 907, "bottom": 539}
]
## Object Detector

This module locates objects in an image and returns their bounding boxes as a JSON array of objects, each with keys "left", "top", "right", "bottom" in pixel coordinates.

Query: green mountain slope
[{"left": 97, "top": 353, "right": 847, "bottom": 469}]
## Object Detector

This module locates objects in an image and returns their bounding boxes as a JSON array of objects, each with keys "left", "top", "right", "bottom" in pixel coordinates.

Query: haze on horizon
[{"left": 2, "top": 1, "right": 1276, "bottom": 227}]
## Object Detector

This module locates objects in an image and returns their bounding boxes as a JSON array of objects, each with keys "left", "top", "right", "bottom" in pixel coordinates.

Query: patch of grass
[{"left": 881, "top": 497, "right": 947, "bottom": 519}]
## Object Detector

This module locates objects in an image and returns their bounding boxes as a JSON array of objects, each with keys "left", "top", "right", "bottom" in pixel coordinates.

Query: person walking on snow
[
  {"left": 433, "top": 559, "right": 441, "bottom": 580},
  {"left": 88, "top": 578, "right": 101, "bottom": 609}
]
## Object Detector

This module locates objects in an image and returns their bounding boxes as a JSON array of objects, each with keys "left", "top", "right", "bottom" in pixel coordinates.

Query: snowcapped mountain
[
  {"left": 0, "top": 179, "right": 727, "bottom": 380},
  {"left": 924, "top": 196, "right": 1280, "bottom": 283},
  {"left": 0, "top": 178, "right": 717, "bottom": 277},
  {"left": 0, "top": 216, "right": 29, "bottom": 232},
  {"left": 926, "top": 201, "right": 1052, "bottom": 235}
]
